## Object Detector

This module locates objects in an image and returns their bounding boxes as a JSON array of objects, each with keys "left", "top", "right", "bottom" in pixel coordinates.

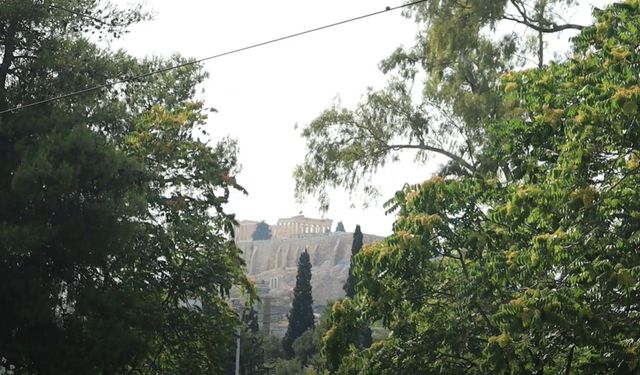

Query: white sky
[{"left": 112, "top": 0, "right": 609, "bottom": 236}]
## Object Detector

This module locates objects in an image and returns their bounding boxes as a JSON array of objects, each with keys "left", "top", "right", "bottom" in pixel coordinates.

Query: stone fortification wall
[{"left": 237, "top": 232, "right": 383, "bottom": 306}]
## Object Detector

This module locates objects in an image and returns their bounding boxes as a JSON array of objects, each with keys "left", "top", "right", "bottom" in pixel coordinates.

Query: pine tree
[
  {"left": 342, "top": 225, "right": 372, "bottom": 349},
  {"left": 251, "top": 220, "right": 272, "bottom": 241},
  {"left": 335, "top": 221, "right": 345, "bottom": 232},
  {"left": 282, "top": 249, "right": 314, "bottom": 358}
]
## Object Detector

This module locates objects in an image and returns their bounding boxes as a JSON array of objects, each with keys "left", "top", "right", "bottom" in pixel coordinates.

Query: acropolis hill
[{"left": 235, "top": 216, "right": 383, "bottom": 306}]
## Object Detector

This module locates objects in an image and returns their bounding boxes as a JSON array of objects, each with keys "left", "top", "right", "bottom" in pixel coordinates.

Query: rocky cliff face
[{"left": 237, "top": 232, "right": 383, "bottom": 306}]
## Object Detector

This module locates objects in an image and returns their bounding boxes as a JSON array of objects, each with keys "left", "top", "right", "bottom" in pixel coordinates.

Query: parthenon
[{"left": 234, "top": 215, "right": 332, "bottom": 241}]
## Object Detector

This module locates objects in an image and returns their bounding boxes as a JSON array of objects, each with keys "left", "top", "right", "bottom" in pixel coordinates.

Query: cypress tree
[
  {"left": 335, "top": 221, "right": 345, "bottom": 232},
  {"left": 282, "top": 249, "right": 314, "bottom": 358},
  {"left": 343, "top": 225, "right": 372, "bottom": 349},
  {"left": 343, "top": 225, "right": 363, "bottom": 298}
]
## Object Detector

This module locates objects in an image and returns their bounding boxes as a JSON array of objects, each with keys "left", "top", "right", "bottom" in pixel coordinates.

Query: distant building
[
  {"left": 234, "top": 215, "right": 332, "bottom": 242},
  {"left": 234, "top": 220, "right": 259, "bottom": 242},
  {"left": 272, "top": 215, "right": 332, "bottom": 239}
]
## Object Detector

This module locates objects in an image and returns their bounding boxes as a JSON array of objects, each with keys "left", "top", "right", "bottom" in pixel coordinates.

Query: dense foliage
[
  {"left": 323, "top": 2, "right": 640, "bottom": 373},
  {"left": 283, "top": 250, "right": 315, "bottom": 358},
  {"left": 341, "top": 225, "right": 372, "bottom": 354},
  {"left": 335, "top": 221, "right": 345, "bottom": 232},
  {"left": 222, "top": 309, "right": 265, "bottom": 375},
  {"left": 266, "top": 304, "right": 330, "bottom": 374},
  {"left": 0, "top": 1, "right": 250, "bottom": 373},
  {"left": 294, "top": 0, "right": 589, "bottom": 210}
]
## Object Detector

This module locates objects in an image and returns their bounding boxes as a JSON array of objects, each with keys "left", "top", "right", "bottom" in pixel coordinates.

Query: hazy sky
[{"left": 112, "top": 0, "right": 608, "bottom": 236}]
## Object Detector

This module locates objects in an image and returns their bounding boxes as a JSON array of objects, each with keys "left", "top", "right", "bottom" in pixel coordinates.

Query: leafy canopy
[
  {"left": 323, "top": 2, "right": 640, "bottom": 373},
  {"left": 0, "top": 1, "right": 251, "bottom": 373},
  {"left": 294, "top": 0, "right": 588, "bottom": 210}
]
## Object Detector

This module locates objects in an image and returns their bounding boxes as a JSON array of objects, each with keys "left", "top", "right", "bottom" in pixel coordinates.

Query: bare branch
[
  {"left": 383, "top": 142, "right": 476, "bottom": 173},
  {"left": 505, "top": 0, "right": 584, "bottom": 33},
  {"left": 502, "top": 14, "right": 585, "bottom": 32}
]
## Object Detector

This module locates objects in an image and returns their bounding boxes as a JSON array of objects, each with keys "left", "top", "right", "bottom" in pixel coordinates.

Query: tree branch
[
  {"left": 384, "top": 142, "right": 476, "bottom": 173},
  {"left": 564, "top": 345, "right": 574, "bottom": 375},
  {"left": 502, "top": 14, "right": 585, "bottom": 32},
  {"left": 505, "top": 1, "right": 584, "bottom": 33}
]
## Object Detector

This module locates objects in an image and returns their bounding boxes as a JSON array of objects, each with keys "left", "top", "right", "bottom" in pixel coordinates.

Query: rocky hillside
[{"left": 237, "top": 232, "right": 384, "bottom": 305}]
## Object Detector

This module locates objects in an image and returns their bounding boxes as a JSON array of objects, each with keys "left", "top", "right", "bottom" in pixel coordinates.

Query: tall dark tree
[
  {"left": 251, "top": 220, "right": 272, "bottom": 241},
  {"left": 342, "top": 225, "right": 372, "bottom": 350},
  {"left": 335, "top": 221, "right": 345, "bottom": 232},
  {"left": 283, "top": 249, "right": 314, "bottom": 358},
  {"left": 343, "top": 225, "right": 363, "bottom": 298}
]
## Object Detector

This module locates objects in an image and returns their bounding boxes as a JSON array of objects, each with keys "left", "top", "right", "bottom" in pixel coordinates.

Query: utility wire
[{"left": 1, "top": 0, "right": 426, "bottom": 115}]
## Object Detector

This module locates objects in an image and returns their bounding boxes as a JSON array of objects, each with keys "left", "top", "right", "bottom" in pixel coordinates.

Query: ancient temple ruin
[{"left": 234, "top": 215, "right": 332, "bottom": 241}]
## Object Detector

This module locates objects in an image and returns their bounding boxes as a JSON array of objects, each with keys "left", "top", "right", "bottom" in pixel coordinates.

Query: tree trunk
[
  {"left": 536, "top": 0, "right": 547, "bottom": 68},
  {"left": 0, "top": 21, "right": 18, "bottom": 112}
]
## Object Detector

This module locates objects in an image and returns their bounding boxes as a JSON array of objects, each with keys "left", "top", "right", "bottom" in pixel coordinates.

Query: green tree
[
  {"left": 325, "top": 2, "right": 640, "bottom": 373},
  {"left": 335, "top": 221, "right": 345, "bottom": 232},
  {"left": 292, "top": 330, "right": 316, "bottom": 366},
  {"left": 263, "top": 335, "right": 286, "bottom": 365},
  {"left": 0, "top": 1, "right": 251, "bottom": 373},
  {"left": 343, "top": 225, "right": 363, "bottom": 297},
  {"left": 271, "top": 358, "right": 303, "bottom": 375},
  {"left": 252, "top": 220, "right": 273, "bottom": 241},
  {"left": 283, "top": 250, "right": 315, "bottom": 358},
  {"left": 0, "top": 0, "right": 149, "bottom": 112},
  {"left": 294, "top": 0, "right": 596, "bottom": 210},
  {"left": 341, "top": 225, "right": 372, "bottom": 351},
  {"left": 223, "top": 309, "right": 265, "bottom": 375},
  {"left": 241, "top": 308, "right": 265, "bottom": 374},
  {"left": 243, "top": 308, "right": 260, "bottom": 333}
]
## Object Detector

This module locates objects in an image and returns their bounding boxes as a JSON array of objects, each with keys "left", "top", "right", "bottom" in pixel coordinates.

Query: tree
[
  {"left": 343, "top": 225, "right": 363, "bottom": 297},
  {"left": 294, "top": 0, "right": 597, "bottom": 210},
  {"left": 223, "top": 309, "right": 265, "bottom": 375},
  {"left": 252, "top": 220, "right": 273, "bottom": 241},
  {"left": 322, "top": 299, "right": 367, "bottom": 372},
  {"left": 292, "top": 330, "right": 316, "bottom": 366},
  {"left": 0, "top": 1, "right": 251, "bottom": 373},
  {"left": 335, "top": 221, "right": 345, "bottom": 232},
  {"left": 341, "top": 225, "right": 372, "bottom": 351},
  {"left": 263, "top": 335, "right": 286, "bottom": 365},
  {"left": 243, "top": 308, "right": 260, "bottom": 334},
  {"left": 0, "top": 0, "right": 149, "bottom": 112},
  {"left": 271, "top": 358, "right": 303, "bottom": 375},
  {"left": 283, "top": 249, "right": 315, "bottom": 358},
  {"left": 324, "top": 2, "right": 640, "bottom": 373}
]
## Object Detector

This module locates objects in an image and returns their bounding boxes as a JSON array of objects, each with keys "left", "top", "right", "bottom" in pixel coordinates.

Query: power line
[{"left": 1, "top": 0, "right": 426, "bottom": 115}]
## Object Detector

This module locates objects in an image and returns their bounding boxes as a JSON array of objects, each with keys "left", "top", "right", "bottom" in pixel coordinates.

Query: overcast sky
[{"left": 113, "top": 0, "right": 609, "bottom": 236}]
